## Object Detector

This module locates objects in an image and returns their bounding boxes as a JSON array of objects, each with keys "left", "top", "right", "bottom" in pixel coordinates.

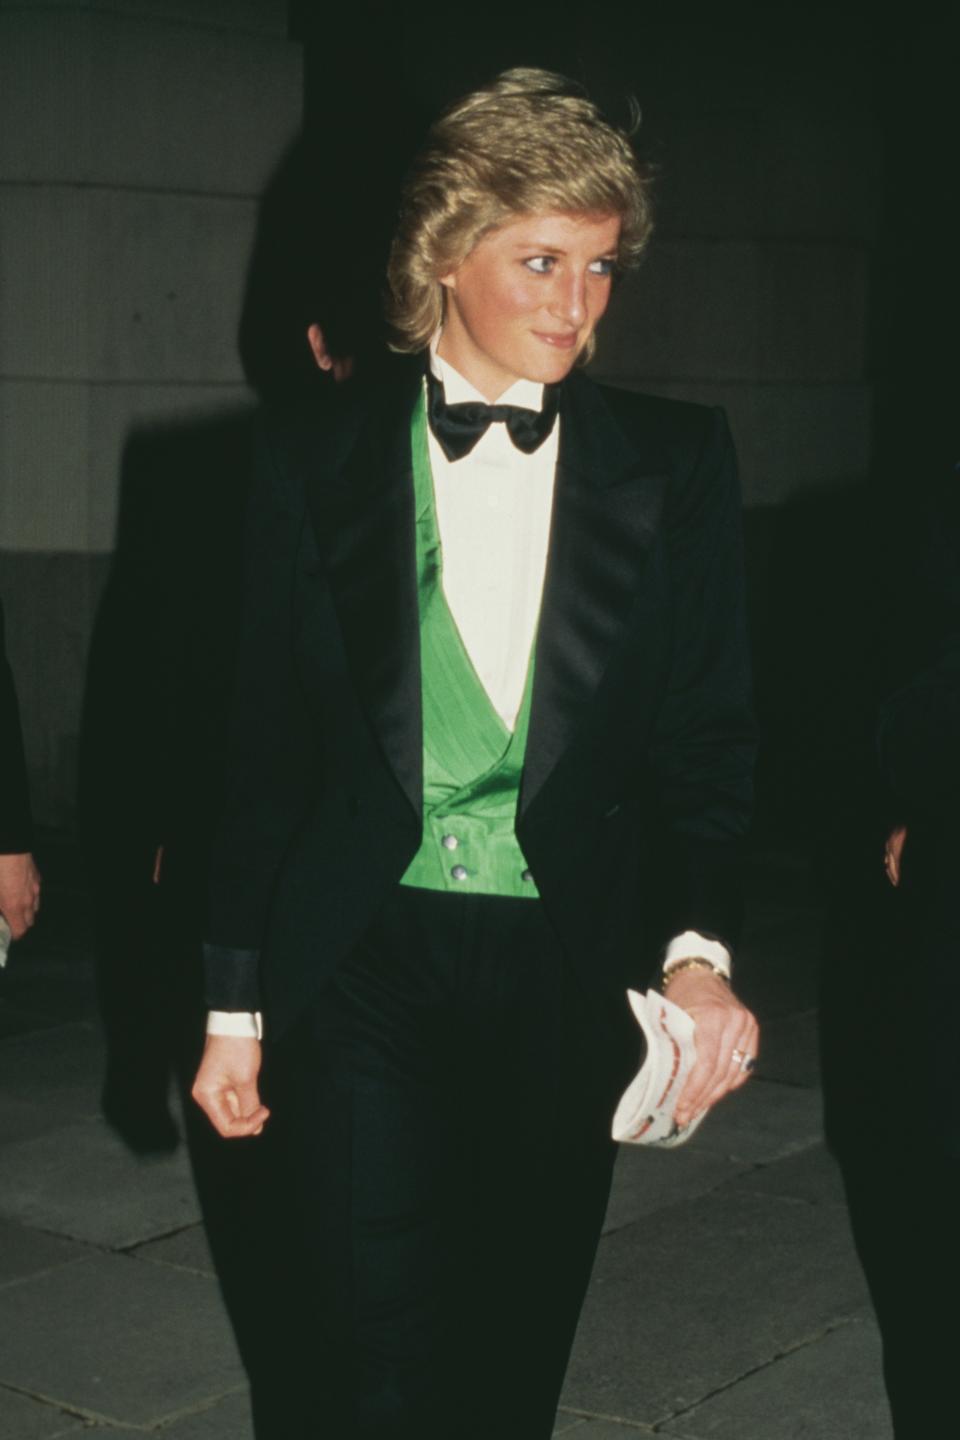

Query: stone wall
[{"left": 0, "top": 0, "right": 302, "bottom": 825}]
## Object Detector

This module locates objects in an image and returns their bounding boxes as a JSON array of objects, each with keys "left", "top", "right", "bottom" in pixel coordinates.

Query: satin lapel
[
  {"left": 521, "top": 374, "right": 668, "bottom": 815},
  {"left": 305, "top": 363, "right": 425, "bottom": 818}
]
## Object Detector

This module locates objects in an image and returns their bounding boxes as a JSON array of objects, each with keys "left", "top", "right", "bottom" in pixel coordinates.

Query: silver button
[
  {"left": 451, "top": 865, "right": 468, "bottom": 881},
  {"left": 441, "top": 834, "right": 459, "bottom": 851},
  {"left": 521, "top": 869, "right": 533, "bottom": 883}
]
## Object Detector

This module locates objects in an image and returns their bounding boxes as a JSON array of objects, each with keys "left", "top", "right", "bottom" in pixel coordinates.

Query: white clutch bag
[{"left": 611, "top": 989, "right": 707, "bottom": 1148}]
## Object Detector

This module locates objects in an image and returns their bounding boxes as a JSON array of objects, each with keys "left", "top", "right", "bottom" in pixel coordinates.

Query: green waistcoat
[{"left": 399, "top": 392, "right": 539, "bottom": 899}]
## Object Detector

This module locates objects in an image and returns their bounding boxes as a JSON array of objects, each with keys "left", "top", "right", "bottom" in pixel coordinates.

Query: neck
[{"left": 434, "top": 333, "right": 512, "bottom": 403}]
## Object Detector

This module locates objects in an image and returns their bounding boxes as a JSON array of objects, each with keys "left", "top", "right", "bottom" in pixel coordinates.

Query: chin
[{"left": 523, "top": 351, "right": 580, "bottom": 385}]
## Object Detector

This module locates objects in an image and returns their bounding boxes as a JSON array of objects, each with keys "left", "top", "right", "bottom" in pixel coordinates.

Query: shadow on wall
[{"left": 75, "top": 119, "right": 423, "bottom": 1399}]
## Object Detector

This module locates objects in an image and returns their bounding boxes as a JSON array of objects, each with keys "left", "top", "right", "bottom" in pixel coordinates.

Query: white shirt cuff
[
  {"left": 663, "top": 931, "right": 732, "bottom": 979},
  {"left": 206, "top": 1010, "right": 264, "bottom": 1040}
]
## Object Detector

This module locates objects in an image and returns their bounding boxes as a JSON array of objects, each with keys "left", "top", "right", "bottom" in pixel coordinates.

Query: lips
[{"left": 533, "top": 331, "right": 579, "bottom": 349}]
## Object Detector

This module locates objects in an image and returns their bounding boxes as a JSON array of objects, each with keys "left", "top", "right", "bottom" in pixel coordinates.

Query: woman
[{"left": 193, "top": 68, "right": 758, "bottom": 1439}]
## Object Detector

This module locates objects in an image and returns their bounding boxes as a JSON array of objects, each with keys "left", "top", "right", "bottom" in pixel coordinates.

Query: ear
[
  {"left": 306, "top": 324, "right": 333, "bottom": 371},
  {"left": 438, "top": 272, "right": 456, "bottom": 291}
]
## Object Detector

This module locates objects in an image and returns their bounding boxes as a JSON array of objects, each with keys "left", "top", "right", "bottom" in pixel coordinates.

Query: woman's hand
[
  {"left": 664, "top": 969, "right": 759, "bottom": 1130},
  {"left": 0, "top": 852, "right": 41, "bottom": 939},
  {"left": 884, "top": 825, "right": 907, "bottom": 887},
  {"left": 191, "top": 1035, "right": 270, "bottom": 1138}
]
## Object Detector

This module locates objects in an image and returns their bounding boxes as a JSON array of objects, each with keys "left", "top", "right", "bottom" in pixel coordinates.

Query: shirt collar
[{"left": 429, "top": 334, "right": 546, "bottom": 413}]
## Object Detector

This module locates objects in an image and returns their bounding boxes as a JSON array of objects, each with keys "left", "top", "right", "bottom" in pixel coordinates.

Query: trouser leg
[{"left": 262, "top": 888, "right": 637, "bottom": 1439}]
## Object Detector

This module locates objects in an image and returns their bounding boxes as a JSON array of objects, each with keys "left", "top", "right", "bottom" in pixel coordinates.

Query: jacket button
[
  {"left": 451, "top": 865, "right": 468, "bottom": 881},
  {"left": 441, "top": 834, "right": 459, "bottom": 850},
  {"left": 521, "top": 869, "right": 533, "bottom": 883}
]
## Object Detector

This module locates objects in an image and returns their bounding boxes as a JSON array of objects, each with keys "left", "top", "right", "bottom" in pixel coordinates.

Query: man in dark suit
[
  {"left": 193, "top": 69, "right": 758, "bottom": 1439},
  {"left": 842, "top": 471, "right": 960, "bottom": 1439},
  {"left": 0, "top": 597, "right": 40, "bottom": 946}
]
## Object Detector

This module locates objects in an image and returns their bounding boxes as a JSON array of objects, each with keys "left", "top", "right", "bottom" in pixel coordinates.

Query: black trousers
[{"left": 257, "top": 886, "right": 639, "bottom": 1440}]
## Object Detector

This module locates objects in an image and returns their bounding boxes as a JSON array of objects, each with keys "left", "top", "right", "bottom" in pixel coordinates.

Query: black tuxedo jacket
[
  {"left": 0, "top": 597, "right": 33, "bottom": 854},
  {"left": 204, "top": 358, "right": 755, "bottom": 1035}
]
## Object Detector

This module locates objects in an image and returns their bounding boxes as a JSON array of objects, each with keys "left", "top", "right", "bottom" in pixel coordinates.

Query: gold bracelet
[{"left": 661, "top": 957, "right": 731, "bottom": 991}]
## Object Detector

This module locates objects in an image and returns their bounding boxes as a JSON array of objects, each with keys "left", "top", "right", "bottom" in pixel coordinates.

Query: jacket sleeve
[
  {"left": 202, "top": 419, "right": 317, "bottom": 1010},
  {"left": 646, "top": 407, "right": 756, "bottom": 952},
  {"left": 0, "top": 598, "right": 33, "bottom": 854}
]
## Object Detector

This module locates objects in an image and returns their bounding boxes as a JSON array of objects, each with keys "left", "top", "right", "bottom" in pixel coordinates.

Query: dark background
[{"left": 1, "top": 0, "right": 956, "bottom": 851}]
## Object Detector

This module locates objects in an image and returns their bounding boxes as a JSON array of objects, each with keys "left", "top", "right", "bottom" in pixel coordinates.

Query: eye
[
  {"left": 523, "top": 256, "right": 555, "bottom": 274},
  {"left": 588, "top": 257, "right": 616, "bottom": 278}
]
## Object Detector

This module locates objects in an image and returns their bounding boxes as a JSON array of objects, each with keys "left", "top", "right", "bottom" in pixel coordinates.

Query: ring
[{"left": 731, "top": 1048, "right": 756, "bottom": 1074}]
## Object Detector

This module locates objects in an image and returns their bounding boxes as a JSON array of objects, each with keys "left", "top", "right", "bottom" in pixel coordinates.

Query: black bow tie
[{"left": 426, "top": 368, "right": 559, "bottom": 462}]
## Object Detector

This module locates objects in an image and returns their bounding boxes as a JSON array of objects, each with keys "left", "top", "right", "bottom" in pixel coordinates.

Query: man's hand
[
  {"left": 0, "top": 852, "right": 41, "bottom": 939},
  {"left": 191, "top": 1035, "right": 270, "bottom": 1138},
  {"left": 665, "top": 969, "right": 759, "bottom": 1130},
  {"left": 884, "top": 824, "right": 907, "bottom": 887}
]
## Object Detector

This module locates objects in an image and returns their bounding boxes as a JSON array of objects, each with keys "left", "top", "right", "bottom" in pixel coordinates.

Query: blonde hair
[{"left": 387, "top": 67, "right": 653, "bottom": 355}]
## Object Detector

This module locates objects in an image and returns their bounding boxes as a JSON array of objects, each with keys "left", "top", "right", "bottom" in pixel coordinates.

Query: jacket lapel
[
  {"left": 521, "top": 373, "right": 668, "bottom": 815},
  {"left": 305, "top": 360, "right": 425, "bottom": 819}
]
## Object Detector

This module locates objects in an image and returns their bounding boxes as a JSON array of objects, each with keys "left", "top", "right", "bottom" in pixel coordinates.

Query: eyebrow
[{"left": 511, "top": 241, "right": 618, "bottom": 258}]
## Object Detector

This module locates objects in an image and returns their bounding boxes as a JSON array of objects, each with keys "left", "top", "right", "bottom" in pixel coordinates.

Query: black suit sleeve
[
  {"left": 647, "top": 407, "right": 755, "bottom": 950},
  {"left": 877, "top": 477, "right": 960, "bottom": 817},
  {"left": 202, "top": 417, "right": 318, "bottom": 1010},
  {"left": 0, "top": 598, "right": 34, "bottom": 854}
]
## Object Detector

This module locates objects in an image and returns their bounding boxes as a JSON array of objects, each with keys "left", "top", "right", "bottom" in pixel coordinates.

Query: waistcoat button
[
  {"left": 441, "top": 834, "right": 459, "bottom": 850},
  {"left": 521, "top": 869, "right": 533, "bottom": 882},
  {"left": 451, "top": 865, "right": 468, "bottom": 881}
]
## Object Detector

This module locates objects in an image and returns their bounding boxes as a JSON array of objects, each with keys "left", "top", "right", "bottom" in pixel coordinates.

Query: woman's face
[{"left": 437, "top": 211, "right": 621, "bottom": 401}]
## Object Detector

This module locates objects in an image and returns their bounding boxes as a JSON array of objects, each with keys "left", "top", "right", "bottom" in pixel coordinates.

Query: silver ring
[{"left": 731, "top": 1048, "right": 756, "bottom": 1074}]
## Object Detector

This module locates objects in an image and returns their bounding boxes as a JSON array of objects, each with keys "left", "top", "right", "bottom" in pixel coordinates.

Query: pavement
[{"left": 0, "top": 841, "right": 894, "bottom": 1438}]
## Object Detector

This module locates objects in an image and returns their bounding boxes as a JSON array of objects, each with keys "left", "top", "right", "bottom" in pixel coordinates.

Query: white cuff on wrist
[
  {"left": 206, "top": 1010, "right": 263, "bottom": 1040},
  {"left": 663, "top": 931, "right": 732, "bottom": 979}
]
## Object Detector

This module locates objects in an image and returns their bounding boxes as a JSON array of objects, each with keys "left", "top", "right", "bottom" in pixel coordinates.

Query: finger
[
  {"left": 194, "top": 1084, "right": 270, "bottom": 1138},
  {"left": 677, "top": 1021, "right": 758, "bottom": 1124}
]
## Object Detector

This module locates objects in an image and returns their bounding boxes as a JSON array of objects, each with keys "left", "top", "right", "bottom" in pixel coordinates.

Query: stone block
[
  {"left": 0, "top": 1253, "right": 244, "bottom": 1426},
  {"left": 0, "top": 187, "right": 256, "bottom": 383},
  {"left": 0, "top": 1215, "right": 88, "bottom": 1286},
  {"left": 136, "top": 1220, "right": 216, "bottom": 1276},
  {"left": 0, "top": 1020, "right": 105, "bottom": 1118},
  {"left": 0, "top": 10, "right": 301, "bottom": 192},
  {"left": 75, "top": 1388, "right": 255, "bottom": 1439},
  {"left": 561, "top": 1188, "right": 872, "bottom": 1426},
  {"left": 553, "top": 1423, "right": 648, "bottom": 1438},
  {"left": 0, "top": 1114, "right": 199, "bottom": 1247},
  {"left": 0, "top": 2, "right": 288, "bottom": 34},
  {"left": 659, "top": 1316, "right": 891, "bottom": 1439},
  {"left": 0, "top": 1387, "right": 82, "bottom": 1440},
  {"left": 725, "top": 1143, "right": 848, "bottom": 1209},
  {"left": 603, "top": 1144, "right": 745, "bottom": 1237},
  {"left": 691, "top": 1077, "right": 822, "bottom": 1167},
  {"left": 0, "top": 381, "right": 251, "bottom": 551}
]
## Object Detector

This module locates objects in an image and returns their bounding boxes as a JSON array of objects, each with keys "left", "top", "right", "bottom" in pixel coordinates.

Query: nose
[{"left": 550, "top": 269, "right": 586, "bottom": 328}]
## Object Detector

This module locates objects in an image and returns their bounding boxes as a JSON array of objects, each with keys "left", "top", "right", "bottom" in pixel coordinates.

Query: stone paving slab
[
  {"left": 0, "top": 1253, "right": 244, "bottom": 1427},
  {"left": 0, "top": 1217, "right": 88, "bottom": 1288},
  {"left": 658, "top": 1315, "right": 892, "bottom": 1439},
  {"left": 561, "top": 1187, "right": 871, "bottom": 1426},
  {"left": 0, "top": 1116, "right": 199, "bottom": 1248},
  {"left": 0, "top": 1386, "right": 83, "bottom": 1440},
  {"left": 689, "top": 1077, "right": 823, "bottom": 1166},
  {"left": 603, "top": 1147, "right": 744, "bottom": 1236},
  {"left": 135, "top": 1221, "right": 216, "bottom": 1277},
  {"left": 0, "top": 1022, "right": 105, "bottom": 1120},
  {"left": 725, "top": 1141, "right": 848, "bottom": 1208},
  {"left": 76, "top": 1389, "right": 254, "bottom": 1439},
  {"left": 554, "top": 1419, "right": 652, "bottom": 1436}
]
